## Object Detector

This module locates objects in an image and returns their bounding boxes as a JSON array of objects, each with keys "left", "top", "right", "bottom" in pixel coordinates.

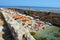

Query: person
[
  {"left": 32, "top": 24, "right": 39, "bottom": 31},
  {"left": 22, "top": 34, "right": 27, "bottom": 40},
  {"left": 22, "top": 23, "right": 27, "bottom": 28},
  {"left": 28, "top": 24, "right": 32, "bottom": 30}
]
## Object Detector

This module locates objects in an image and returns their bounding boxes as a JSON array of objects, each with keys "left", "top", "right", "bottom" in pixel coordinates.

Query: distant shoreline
[
  {"left": 15, "top": 8, "right": 60, "bottom": 13},
  {"left": 0, "top": 6, "right": 60, "bottom": 10}
]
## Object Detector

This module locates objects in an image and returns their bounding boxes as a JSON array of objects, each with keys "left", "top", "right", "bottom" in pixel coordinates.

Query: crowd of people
[{"left": 3, "top": 8, "right": 47, "bottom": 31}]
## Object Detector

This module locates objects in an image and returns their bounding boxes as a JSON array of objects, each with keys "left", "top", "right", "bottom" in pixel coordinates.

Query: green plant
[
  {"left": 51, "top": 39, "right": 54, "bottom": 40},
  {"left": 24, "top": 11, "right": 29, "bottom": 15},
  {"left": 54, "top": 33, "right": 60, "bottom": 37},
  {"left": 30, "top": 31, "right": 36, "bottom": 36},
  {"left": 59, "top": 30, "right": 60, "bottom": 32},
  {"left": 38, "top": 37, "right": 47, "bottom": 40}
]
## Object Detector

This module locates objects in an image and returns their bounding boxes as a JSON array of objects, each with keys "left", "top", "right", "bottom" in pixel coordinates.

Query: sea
[{"left": 0, "top": 6, "right": 60, "bottom": 10}]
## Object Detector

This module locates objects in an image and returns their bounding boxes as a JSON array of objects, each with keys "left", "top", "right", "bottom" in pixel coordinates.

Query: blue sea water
[{"left": 0, "top": 6, "right": 60, "bottom": 10}]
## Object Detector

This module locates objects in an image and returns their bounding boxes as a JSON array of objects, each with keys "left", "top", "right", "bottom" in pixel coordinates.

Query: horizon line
[{"left": 0, "top": 6, "right": 60, "bottom": 8}]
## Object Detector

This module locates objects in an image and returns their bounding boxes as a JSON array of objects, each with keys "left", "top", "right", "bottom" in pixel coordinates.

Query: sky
[{"left": 0, "top": 0, "right": 60, "bottom": 7}]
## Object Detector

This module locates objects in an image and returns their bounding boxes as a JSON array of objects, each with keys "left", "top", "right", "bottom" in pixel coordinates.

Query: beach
[{"left": 0, "top": 8, "right": 60, "bottom": 40}]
